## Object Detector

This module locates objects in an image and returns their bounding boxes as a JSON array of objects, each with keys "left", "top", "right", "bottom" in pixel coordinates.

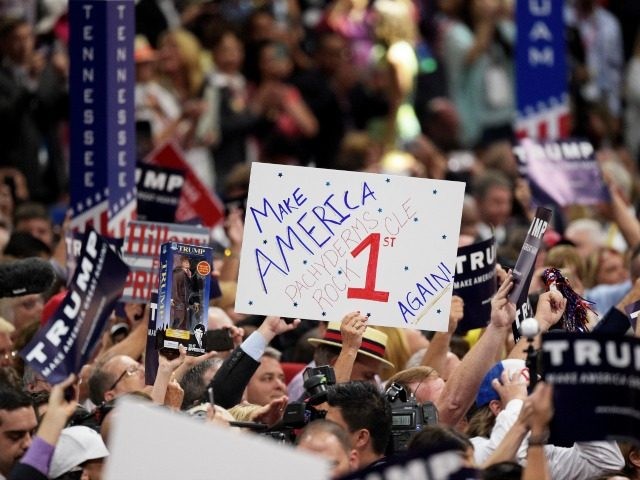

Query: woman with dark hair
[{"left": 250, "top": 40, "right": 318, "bottom": 164}]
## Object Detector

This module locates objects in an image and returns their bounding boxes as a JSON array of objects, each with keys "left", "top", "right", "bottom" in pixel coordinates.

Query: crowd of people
[{"left": 1, "top": 0, "right": 640, "bottom": 479}]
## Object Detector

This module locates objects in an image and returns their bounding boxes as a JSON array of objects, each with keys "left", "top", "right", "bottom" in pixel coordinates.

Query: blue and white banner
[
  {"left": 515, "top": 0, "right": 569, "bottom": 140},
  {"left": 20, "top": 229, "right": 129, "bottom": 383},
  {"left": 69, "top": 0, "right": 137, "bottom": 238},
  {"left": 542, "top": 332, "right": 640, "bottom": 447}
]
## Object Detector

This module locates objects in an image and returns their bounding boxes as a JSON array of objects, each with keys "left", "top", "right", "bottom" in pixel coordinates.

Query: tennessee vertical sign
[{"left": 69, "top": 0, "right": 137, "bottom": 237}]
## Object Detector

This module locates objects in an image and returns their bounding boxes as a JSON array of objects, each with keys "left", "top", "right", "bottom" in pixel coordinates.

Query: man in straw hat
[{"left": 289, "top": 312, "right": 394, "bottom": 401}]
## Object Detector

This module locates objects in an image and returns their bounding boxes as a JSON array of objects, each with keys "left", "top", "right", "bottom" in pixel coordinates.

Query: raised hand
[
  {"left": 490, "top": 272, "right": 516, "bottom": 328},
  {"left": 159, "top": 344, "right": 187, "bottom": 373},
  {"left": 535, "top": 291, "right": 566, "bottom": 331},
  {"left": 164, "top": 379, "right": 185, "bottom": 411},
  {"left": 448, "top": 296, "right": 464, "bottom": 333},
  {"left": 258, "top": 316, "right": 301, "bottom": 342},
  {"left": 37, "top": 374, "right": 79, "bottom": 446},
  {"left": 250, "top": 395, "right": 289, "bottom": 427},
  {"left": 492, "top": 369, "right": 528, "bottom": 405},
  {"left": 340, "top": 311, "right": 368, "bottom": 352}
]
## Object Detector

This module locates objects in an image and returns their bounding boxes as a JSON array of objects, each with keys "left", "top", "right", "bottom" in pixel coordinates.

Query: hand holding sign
[
  {"left": 36, "top": 374, "right": 79, "bottom": 447},
  {"left": 448, "top": 296, "right": 464, "bottom": 333},
  {"left": 158, "top": 344, "right": 187, "bottom": 373},
  {"left": 340, "top": 311, "right": 369, "bottom": 352},
  {"left": 490, "top": 273, "right": 516, "bottom": 329},
  {"left": 258, "top": 316, "right": 301, "bottom": 342}
]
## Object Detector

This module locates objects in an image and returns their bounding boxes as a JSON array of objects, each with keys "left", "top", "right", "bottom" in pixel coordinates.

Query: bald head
[{"left": 88, "top": 355, "right": 145, "bottom": 404}]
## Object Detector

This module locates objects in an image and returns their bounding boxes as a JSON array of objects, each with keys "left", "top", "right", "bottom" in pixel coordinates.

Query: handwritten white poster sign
[{"left": 236, "top": 163, "right": 465, "bottom": 331}]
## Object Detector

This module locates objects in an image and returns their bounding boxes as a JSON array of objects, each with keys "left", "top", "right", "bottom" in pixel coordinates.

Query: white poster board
[
  {"left": 104, "top": 399, "right": 329, "bottom": 480},
  {"left": 236, "top": 163, "right": 465, "bottom": 331}
]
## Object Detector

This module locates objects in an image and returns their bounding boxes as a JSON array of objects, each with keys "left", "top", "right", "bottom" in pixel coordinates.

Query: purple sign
[
  {"left": 514, "top": 139, "right": 609, "bottom": 207},
  {"left": 20, "top": 229, "right": 129, "bottom": 383},
  {"left": 69, "top": 0, "right": 137, "bottom": 237}
]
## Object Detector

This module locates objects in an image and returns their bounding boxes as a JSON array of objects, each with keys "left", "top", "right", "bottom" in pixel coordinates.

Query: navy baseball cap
[{"left": 476, "top": 359, "right": 527, "bottom": 407}]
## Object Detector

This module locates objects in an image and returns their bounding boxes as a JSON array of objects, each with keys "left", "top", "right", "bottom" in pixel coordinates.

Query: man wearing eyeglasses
[{"left": 87, "top": 355, "right": 145, "bottom": 405}]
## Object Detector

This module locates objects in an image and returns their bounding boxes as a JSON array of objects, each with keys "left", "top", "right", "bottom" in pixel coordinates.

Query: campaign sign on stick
[
  {"left": 512, "top": 269, "right": 535, "bottom": 343},
  {"left": 514, "top": 139, "right": 608, "bottom": 207},
  {"left": 144, "top": 142, "right": 224, "bottom": 227},
  {"left": 453, "top": 237, "right": 497, "bottom": 332},
  {"left": 144, "top": 291, "right": 159, "bottom": 385},
  {"left": 508, "top": 207, "right": 552, "bottom": 306},
  {"left": 20, "top": 229, "right": 129, "bottom": 383},
  {"left": 121, "top": 220, "right": 210, "bottom": 303},
  {"left": 236, "top": 163, "right": 465, "bottom": 331},
  {"left": 542, "top": 332, "right": 640, "bottom": 446},
  {"left": 508, "top": 207, "right": 551, "bottom": 341},
  {"left": 135, "top": 163, "right": 184, "bottom": 223}
]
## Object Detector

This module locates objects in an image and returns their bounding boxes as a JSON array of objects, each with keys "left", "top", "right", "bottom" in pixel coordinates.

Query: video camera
[
  {"left": 385, "top": 382, "right": 439, "bottom": 453},
  {"left": 262, "top": 365, "right": 335, "bottom": 443}
]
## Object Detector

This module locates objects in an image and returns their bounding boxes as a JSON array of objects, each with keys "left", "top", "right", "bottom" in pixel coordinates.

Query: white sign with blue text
[{"left": 236, "top": 163, "right": 465, "bottom": 331}]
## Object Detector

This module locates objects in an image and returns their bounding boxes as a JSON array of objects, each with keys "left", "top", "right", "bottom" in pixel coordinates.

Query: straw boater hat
[{"left": 308, "top": 322, "right": 395, "bottom": 368}]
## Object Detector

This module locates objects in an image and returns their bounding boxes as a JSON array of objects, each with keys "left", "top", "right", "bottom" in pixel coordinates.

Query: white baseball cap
[{"left": 49, "top": 426, "right": 109, "bottom": 478}]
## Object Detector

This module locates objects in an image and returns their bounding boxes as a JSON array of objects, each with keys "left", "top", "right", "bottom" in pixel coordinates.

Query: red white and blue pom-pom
[{"left": 541, "top": 267, "right": 594, "bottom": 332}]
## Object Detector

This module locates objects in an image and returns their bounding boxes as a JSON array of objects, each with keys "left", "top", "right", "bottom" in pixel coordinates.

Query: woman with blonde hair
[
  {"left": 155, "top": 28, "right": 218, "bottom": 189},
  {"left": 370, "top": 0, "right": 421, "bottom": 150},
  {"left": 374, "top": 326, "right": 412, "bottom": 380}
]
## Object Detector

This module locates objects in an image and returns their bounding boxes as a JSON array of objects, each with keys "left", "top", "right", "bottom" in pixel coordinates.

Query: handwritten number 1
[{"left": 347, "top": 233, "right": 389, "bottom": 302}]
